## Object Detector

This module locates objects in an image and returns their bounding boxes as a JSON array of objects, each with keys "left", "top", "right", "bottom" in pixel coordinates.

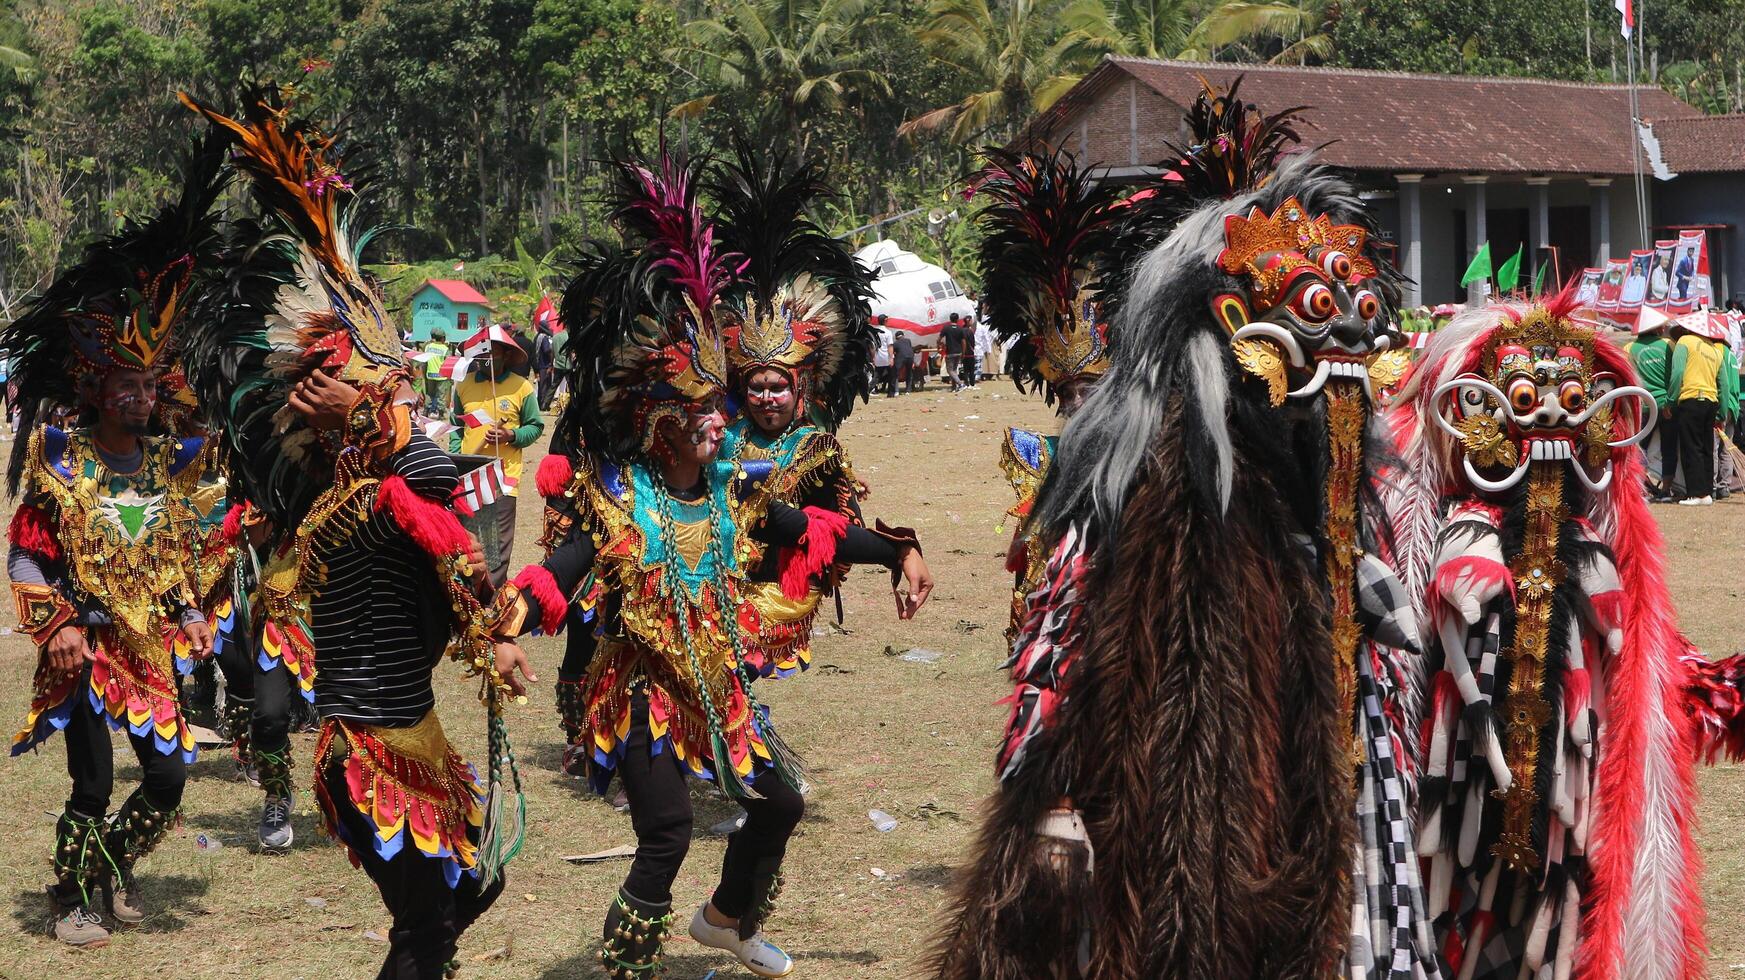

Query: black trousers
[
  {"left": 1660, "top": 410, "right": 1681, "bottom": 492},
  {"left": 616, "top": 694, "right": 804, "bottom": 916},
  {"left": 216, "top": 630, "right": 293, "bottom": 758},
  {"left": 65, "top": 670, "right": 186, "bottom": 820},
  {"left": 1675, "top": 398, "right": 1718, "bottom": 499},
  {"left": 322, "top": 761, "right": 504, "bottom": 979}
]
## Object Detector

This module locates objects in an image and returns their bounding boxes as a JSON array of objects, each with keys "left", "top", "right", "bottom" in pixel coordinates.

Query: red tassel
[
  {"left": 535, "top": 453, "right": 575, "bottom": 498},
  {"left": 510, "top": 564, "right": 568, "bottom": 635},
  {"left": 221, "top": 500, "right": 250, "bottom": 547},
  {"left": 376, "top": 475, "right": 471, "bottom": 560},
  {"left": 1565, "top": 667, "right": 1592, "bottom": 717},
  {"left": 778, "top": 506, "right": 849, "bottom": 600},
  {"left": 9, "top": 504, "right": 61, "bottom": 562}
]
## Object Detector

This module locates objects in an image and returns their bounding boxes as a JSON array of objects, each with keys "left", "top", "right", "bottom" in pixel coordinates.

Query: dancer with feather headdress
[
  {"left": 709, "top": 139, "right": 902, "bottom": 679},
  {"left": 933, "top": 79, "right": 1434, "bottom": 979},
  {"left": 179, "top": 86, "right": 534, "bottom": 978},
  {"left": 3, "top": 136, "right": 229, "bottom": 946},
  {"left": 489, "top": 147, "right": 932, "bottom": 979}
]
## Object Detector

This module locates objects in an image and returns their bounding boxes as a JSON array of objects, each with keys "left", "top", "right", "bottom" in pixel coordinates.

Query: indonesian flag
[
  {"left": 420, "top": 417, "right": 457, "bottom": 442},
  {"left": 453, "top": 459, "right": 516, "bottom": 516},
  {"left": 533, "top": 294, "right": 560, "bottom": 335},
  {"left": 460, "top": 407, "right": 494, "bottom": 428},
  {"left": 432, "top": 355, "right": 475, "bottom": 380},
  {"left": 1617, "top": 0, "right": 1633, "bottom": 37}
]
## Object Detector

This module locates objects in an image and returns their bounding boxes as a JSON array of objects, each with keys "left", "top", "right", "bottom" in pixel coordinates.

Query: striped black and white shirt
[{"left": 310, "top": 434, "right": 458, "bottom": 727}]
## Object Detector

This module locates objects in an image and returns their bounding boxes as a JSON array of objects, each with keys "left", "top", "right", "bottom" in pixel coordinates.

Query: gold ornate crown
[
  {"left": 725, "top": 272, "right": 844, "bottom": 388},
  {"left": 1217, "top": 196, "right": 1377, "bottom": 307},
  {"left": 1033, "top": 279, "right": 1110, "bottom": 387}
]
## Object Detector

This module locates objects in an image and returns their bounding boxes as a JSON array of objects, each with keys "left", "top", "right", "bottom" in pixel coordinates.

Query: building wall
[
  {"left": 409, "top": 288, "right": 490, "bottom": 343},
  {"left": 1655, "top": 173, "right": 1745, "bottom": 303}
]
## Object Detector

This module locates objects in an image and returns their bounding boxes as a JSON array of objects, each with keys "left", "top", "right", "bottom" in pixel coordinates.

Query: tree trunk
[{"left": 474, "top": 106, "right": 489, "bottom": 257}]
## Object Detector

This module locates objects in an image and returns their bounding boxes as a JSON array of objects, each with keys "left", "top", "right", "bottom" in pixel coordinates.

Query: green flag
[
  {"left": 1496, "top": 244, "right": 1524, "bottom": 293},
  {"left": 1532, "top": 259, "right": 1548, "bottom": 294},
  {"left": 1460, "top": 242, "right": 1493, "bottom": 288}
]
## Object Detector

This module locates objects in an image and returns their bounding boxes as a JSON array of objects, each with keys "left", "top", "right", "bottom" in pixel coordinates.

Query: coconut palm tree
[
  {"left": 902, "top": 0, "right": 1103, "bottom": 144},
  {"left": 672, "top": 0, "right": 892, "bottom": 148},
  {"left": 1180, "top": 0, "right": 1334, "bottom": 65},
  {"left": 1060, "top": 0, "right": 1198, "bottom": 61}
]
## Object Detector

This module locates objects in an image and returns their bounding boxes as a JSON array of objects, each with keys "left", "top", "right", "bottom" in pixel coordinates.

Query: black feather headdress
[
  {"left": 710, "top": 139, "right": 876, "bottom": 431},
  {"left": 555, "top": 148, "right": 737, "bottom": 463},
  {"left": 1096, "top": 76, "right": 1310, "bottom": 329},
  {"left": 973, "top": 146, "right": 1125, "bottom": 409},
  {"left": 179, "top": 84, "right": 405, "bottom": 528},
  {"left": 3, "top": 132, "right": 230, "bottom": 494}
]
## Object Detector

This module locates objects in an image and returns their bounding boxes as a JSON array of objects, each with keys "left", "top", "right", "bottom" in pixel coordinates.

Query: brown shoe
[
  {"left": 47, "top": 886, "right": 110, "bottom": 947},
  {"left": 104, "top": 872, "right": 145, "bottom": 925}
]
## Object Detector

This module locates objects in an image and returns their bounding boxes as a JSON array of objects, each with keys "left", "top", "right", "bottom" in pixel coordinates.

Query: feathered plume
[
  {"left": 4, "top": 131, "right": 230, "bottom": 494},
  {"left": 973, "top": 146, "right": 1124, "bottom": 408},
  {"left": 557, "top": 147, "right": 737, "bottom": 462},
  {"left": 180, "top": 85, "right": 400, "bottom": 528},
  {"left": 711, "top": 138, "right": 877, "bottom": 429},
  {"left": 1097, "top": 75, "right": 1309, "bottom": 328}
]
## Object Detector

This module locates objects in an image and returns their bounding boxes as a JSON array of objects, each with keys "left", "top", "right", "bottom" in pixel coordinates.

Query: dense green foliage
[{"left": 1, "top": 0, "right": 1740, "bottom": 316}]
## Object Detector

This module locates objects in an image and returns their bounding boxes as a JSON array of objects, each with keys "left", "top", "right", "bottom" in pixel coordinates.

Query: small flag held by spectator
[{"left": 452, "top": 459, "right": 516, "bottom": 516}]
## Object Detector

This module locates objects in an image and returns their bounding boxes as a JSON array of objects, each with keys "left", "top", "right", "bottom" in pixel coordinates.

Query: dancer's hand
[
  {"left": 893, "top": 550, "right": 933, "bottom": 620},
  {"left": 184, "top": 620, "right": 214, "bottom": 659},
  {"left": 463, "top": 534, "right": 489, "bottom": 589},
  {"left": 288, "top": 370, "right": 360, "bottom": 431},
  {"left": 43, "top": 625, "right": 92, "bottom": 677},
  {"left": 492, "top": 641, "right": 538, "bottom": 698}
]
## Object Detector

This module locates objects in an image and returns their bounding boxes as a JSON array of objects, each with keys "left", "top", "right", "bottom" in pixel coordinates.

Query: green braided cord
[
  {"left": 56, "top": 813, "right": 110, "bottom": 906},
  {"left": 254, "top": 745, "right": 294, "bottom": 798},
  {"left": 475, "top": 701, "right": 526, "bottom": 887},
  {"left": 652, "top": 482, "right": 756, "bottom": 801}
]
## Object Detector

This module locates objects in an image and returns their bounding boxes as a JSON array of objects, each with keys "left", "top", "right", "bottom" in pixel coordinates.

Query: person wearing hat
[
  {"left": 1668, "top": 316, "right": 1727, "bottom": 504},
  {"left": 1625, "top": 318, "right": 1677, "bottom": 499},
  {"left": 449, "top": 323, "right": 543, "bottom": 585},
  {"left": 421, "top": 326, "right": 452, "bottom": 411}
]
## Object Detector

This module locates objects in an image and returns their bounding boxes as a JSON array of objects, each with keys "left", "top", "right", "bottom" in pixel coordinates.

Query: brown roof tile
[
  {"left": 1652, "top": 114, "right": 1745, "bottom": 174},
  {"left": 1031, "top": 57, "right": 1705, "bottom": 176}
]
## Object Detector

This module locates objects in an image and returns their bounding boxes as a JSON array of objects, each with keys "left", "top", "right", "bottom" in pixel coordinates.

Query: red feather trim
[
  {"left": 1578, "top": 449, "right": 1707, "bottom": 979},
  {"left": 535, "top": 453, "right": 575, "bottom": 498},
  {"left": 1684, "top": 652, "right": 1745, "bottom": 764},
  {"left": 1565, "top": 667, "right": 1592, "bottom": 717},
  {"left": 778, "top": 506, "right": 849, "bottom": 600},
  {"left": 375, "top": 475, "right": 471, "bottom": 560},
  {"left": 221, "top": 500, "right": 250, "bottom": 547},
  {"left": 8, "top": 504, "right": 61, "bottom": 562},
  {"left": 511, "top": 565, "right": 568, "bottom": 635}
]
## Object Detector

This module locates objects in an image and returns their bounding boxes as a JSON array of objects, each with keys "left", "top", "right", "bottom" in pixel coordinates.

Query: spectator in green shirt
[{"left": 1625, "top": 322, "right": 1676, "bottom": 499}]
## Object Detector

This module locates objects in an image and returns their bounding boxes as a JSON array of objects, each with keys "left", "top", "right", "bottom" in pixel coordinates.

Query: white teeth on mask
[{"left": 1530, "top": 441, "right": 1545, "bottom": 460}]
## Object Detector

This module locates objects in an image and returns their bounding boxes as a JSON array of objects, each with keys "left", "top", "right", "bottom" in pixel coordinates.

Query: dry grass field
[{"left": 0, "top": 382, "right": 1739, "bottom": 979}]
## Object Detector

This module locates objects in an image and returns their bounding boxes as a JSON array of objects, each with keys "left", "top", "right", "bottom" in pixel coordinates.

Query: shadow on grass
[
  {"left": 181, "top": 802, "right": 330, "bottom": 855},
  {"left": 10, "top": 873, "right": 212, "bottom": 936},
  {"left": 536, "top": 947, "right": 880, "bottom": 978}
]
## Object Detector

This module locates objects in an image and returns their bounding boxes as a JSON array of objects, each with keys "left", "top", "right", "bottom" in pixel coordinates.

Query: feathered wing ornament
[
  {"left": 710, "top": 139, "right": 877, "bottom": 430},
  {"left": 973, "top": 147, "right": 1123, "bottom": 409},
  {"left": 3, "top": 132, "right": 230, "bottom": 494}
]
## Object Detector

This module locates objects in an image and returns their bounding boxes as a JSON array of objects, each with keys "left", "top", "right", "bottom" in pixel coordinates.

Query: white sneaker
[{"left": 688, "top": 905, "right": 794, "bottom": 978}]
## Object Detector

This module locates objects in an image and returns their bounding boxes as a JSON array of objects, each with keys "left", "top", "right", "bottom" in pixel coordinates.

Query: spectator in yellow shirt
[
  {"left": 449, "top": 324, "right": 544, "bottom": 583},
  {"left": 1668, "top": 325, "right": 1725, "bottom": 504}
]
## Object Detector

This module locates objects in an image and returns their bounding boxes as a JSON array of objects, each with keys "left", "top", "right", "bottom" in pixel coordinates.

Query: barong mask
[
  {"left": 713, "top": 141, "right": 877, "bottom": 432},
  {"left": 1430, "top": 300, "right": 1654, "bottom": 495},
  {"left": 1214, "top": 196, "right": 1404, "bottom": 406}
]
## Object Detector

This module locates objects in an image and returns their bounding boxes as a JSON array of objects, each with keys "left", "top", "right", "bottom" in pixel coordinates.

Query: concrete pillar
[
  {"left": 1464, "top": 176, "right": 1489, "bottom": 304},
  {"left": 1527, "top": 176, "right": 1551, "bottom": 290},
  {"left": 1588, "top": 177, "right": 1614, "bottom": 265},
  {"left": 1396, "top": 174, "right": 1424, "bottom": 308}
]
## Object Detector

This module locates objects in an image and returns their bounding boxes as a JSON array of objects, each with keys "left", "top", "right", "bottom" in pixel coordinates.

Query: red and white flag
[
  {"left": 533, "top": 294, "right": 560, "bottom": 335},
  {"left": 1616, "top": 0, "right": 1633, "bottom": 37},
  {"left": 420, "top": 417, "right": 457, "bottom": 442},
  {"left": 432, "top": 355, "right": 474, "bottom": 380},
  {"left": 460, "top": 407, "right": 493, "bottom": 428},
  {"left": 452, "top": 459, "right": 516, "bottom": 516}
]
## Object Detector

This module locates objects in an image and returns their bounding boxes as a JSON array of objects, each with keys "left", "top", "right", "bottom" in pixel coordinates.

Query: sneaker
[
  {"left": 688, "top": 905, "right": 794, "bottom": 978},
  {"left": 47, "top": 888, "right": 110, "bottom": 947},
  {"left": 561, "top": 742, "right": 589, "bottom": 779},
  {"left": 104, "top": 872, "right": 145, "bottom": 926},
  {"left": 236, "top": 759, "right": 260, "bottom": 787},
  {"left": 1699, "top": 495, "right": 1716, "bottom": 505},
  {"left": 259, "top": 795, "right": 294, "bottom": 854}
]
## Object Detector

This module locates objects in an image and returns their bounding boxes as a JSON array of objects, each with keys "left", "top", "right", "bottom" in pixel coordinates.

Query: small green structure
[{"left": 408, "top": 279, "right": 493, "bottom": 343}]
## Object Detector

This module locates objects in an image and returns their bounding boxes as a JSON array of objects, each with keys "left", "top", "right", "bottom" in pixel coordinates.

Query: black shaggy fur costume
[{"left": 931, "top": 158, "right": 1392, "bottom": 980}]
